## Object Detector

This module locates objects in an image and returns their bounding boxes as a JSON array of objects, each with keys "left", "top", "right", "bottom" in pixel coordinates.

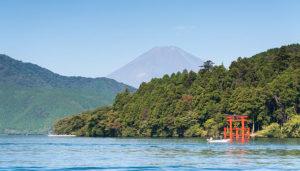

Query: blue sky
[{"left": 0, "top": 0, "right": 299, "bottom": 77}]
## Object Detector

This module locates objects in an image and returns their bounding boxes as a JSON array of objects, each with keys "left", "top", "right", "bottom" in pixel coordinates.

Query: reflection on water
[{"left": 0, "top": 136, "right": 300, "bottom": 170}]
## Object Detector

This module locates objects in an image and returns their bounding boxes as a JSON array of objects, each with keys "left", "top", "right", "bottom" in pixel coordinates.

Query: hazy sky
[{"left": 0, "top": 0, "right": 299, "bottom": 77}]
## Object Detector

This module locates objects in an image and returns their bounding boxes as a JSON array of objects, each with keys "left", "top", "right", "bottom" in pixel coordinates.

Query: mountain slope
[
  {"left": 0, "top": 55, "right": 134, "bottom": 134},
  {"left": 54, "top": 44, "right": 300, "bottom": 138},
  {"left": 108, "top": 46, "right": 204, "bottom": 87}
]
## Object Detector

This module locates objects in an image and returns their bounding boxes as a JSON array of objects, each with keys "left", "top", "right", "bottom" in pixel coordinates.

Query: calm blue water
[{"left": 0, "top": 136, "right": 300, "bottom": 171}]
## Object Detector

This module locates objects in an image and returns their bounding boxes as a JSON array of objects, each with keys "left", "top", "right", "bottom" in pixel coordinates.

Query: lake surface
[{"left": 1, "top": 136, "right": 300, "bottom": 171}]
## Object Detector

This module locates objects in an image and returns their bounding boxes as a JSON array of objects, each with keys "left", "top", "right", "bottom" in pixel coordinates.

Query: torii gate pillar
[{"left": 224, "top": 115, "right": 250, "bottom": 143}]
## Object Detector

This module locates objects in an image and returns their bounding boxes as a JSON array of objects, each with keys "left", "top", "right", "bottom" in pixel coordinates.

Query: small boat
[
  {"left": 47, "top": 134, "right": 76, "bottom": 137},
  {"left": 207, "top": 137, "right": 230, "bottom": 143}
]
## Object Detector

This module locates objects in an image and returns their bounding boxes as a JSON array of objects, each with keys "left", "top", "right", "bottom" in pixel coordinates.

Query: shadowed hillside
[{"left": 0, "top": 55, "right": 135, "bottom": 134}]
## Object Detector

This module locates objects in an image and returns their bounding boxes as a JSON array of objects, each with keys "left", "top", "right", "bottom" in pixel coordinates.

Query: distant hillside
[
  {"left": 0, "top": 55, "right": 134, "bottom": 134},
  {"left": 108, "top": 46, "right": 204, "bottom": 87},
  {"left": 55, "top": 44, "right": 300, "bottom": 138}
]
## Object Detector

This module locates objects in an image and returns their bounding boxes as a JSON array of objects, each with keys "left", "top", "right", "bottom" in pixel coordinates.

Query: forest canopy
[{"left": 54, "top": 44, "right": 300, "bottom": 138}]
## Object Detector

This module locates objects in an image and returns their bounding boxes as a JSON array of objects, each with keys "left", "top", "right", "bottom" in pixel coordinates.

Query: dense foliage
[
  {"left": 0, "top": 55, "right": 134, "bottom": 134},
  {"left": 256, "top": 115, "right": 300, "bottom": 138},
  {"left": 54, "top": 44, "right": 300, "bottom": 138}
]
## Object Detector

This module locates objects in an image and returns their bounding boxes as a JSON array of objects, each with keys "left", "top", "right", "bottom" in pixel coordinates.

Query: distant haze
[{"left": 108, "top": 46, "right": 204, "bottom": 87}]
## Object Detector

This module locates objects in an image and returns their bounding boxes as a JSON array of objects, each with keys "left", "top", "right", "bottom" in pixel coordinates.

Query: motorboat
[
  {"left": 47, "top": 134, "right": 76, "bottom": 137},
  {"left": 207, "top": 137, "right": 230, "bottom": 143}
]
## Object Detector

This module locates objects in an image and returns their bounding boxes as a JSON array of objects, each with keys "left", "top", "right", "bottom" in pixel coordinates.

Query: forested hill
[
  {"left": 0, "top": 55, "right": 135, "bottom": 134},
  {"left": 54, "top": 44, "right": 300, "bottom": 138}
]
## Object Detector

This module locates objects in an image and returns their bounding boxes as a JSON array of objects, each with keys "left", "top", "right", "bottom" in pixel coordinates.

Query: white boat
[
  {"left": 47, "top": 134, "right": 76, "bottom": 137},
  {"left": 207, "top": 137, "right": 230, "bottom": 143}
]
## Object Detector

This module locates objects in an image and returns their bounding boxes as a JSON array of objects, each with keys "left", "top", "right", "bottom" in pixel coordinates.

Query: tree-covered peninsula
[{"left": 54, "top": 44, "right": 300, "bottom": 138}]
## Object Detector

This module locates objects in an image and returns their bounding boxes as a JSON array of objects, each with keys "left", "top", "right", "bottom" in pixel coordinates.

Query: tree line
[{"left": 54, "top": 44, "right": 300, "bottom": 138}]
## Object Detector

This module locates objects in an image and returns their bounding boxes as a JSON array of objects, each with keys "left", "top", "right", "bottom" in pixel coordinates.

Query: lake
[{"left": 1, "top": 136, "right": 300, "bottom": 170}]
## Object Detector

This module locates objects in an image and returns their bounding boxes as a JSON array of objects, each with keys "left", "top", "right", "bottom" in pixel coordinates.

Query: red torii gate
[{"left": 224, "top": 115, "right": 250, "bottom": 143}]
